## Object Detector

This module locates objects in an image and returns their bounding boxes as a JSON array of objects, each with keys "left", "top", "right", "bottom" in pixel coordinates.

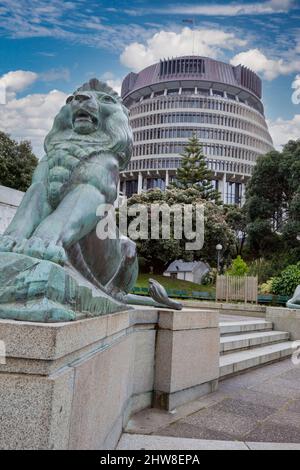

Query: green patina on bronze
[
  {"left": 0, "top": 79, "right": 181, "bottom": 322},
  {"left": 287, "top": 286, "right": 300, "bottom": 309},
  {"left": 0, "top": 253, "right": 126, "bottom": 322}
]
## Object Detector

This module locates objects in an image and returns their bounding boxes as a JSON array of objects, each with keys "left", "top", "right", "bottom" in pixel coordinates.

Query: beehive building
[{"left": 120, "top": 56, "right": 273, "bottom": 205}]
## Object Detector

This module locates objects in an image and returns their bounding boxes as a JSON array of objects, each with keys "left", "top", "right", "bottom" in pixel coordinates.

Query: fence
[
  {"left": 216, "top": 275, "right": 258, "bottom": 303},
  {"left": 131, "top": 286, "right": 215, "bottom": 301},
  {"left": 131, "top": 284, "right": 288, "bottom": 305}
]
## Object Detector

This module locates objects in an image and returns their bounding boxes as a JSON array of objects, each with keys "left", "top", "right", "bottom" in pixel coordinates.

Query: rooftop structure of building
[{"left": 120, "top": 56, "right": 274, "bottom": 205}]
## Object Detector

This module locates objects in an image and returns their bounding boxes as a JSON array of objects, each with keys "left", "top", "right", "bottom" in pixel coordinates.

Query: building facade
[
  {"left": 120, "top": 56, "right": 273, "bottom": 205},
  {"left": 163, "top": 260, "right": 210, "bottom": 284}
]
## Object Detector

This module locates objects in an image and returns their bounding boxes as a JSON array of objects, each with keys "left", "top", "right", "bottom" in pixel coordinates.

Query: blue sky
[{"left": 0, "top": 0, "right": 299, "bottom": 155}]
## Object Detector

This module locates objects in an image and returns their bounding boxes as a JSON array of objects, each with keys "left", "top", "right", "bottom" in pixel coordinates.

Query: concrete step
[
  {"left": 220, "top": 330, "right": 290, "bottom": 355},
  {"left": 220, "top": 320, "right": 273, "bottom": 336},
  {"left": 220, "top": 341, "right": 294, "bottom": 377}
]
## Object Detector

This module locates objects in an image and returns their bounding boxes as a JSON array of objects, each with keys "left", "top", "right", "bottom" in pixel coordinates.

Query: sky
[{"left": 0, "top": 0, "right": 299, "bottom": 156}]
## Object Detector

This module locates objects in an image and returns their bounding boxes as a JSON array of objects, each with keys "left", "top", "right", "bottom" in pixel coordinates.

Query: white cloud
[
  {"left": 292, "top": 74, "right": 300, "bottom": 104},
  {"left": 0, "top": 68, "right": 70, "bottom": 105},
  {"left": 131, "top": 0, "right": 294, "bottom": 16},
  {"left": 0, "top": 89, "right": 67, "bottom": 157},
  {"left": 0, "top": 0, "right": 157, "bottom": 53},
  {"left": 267, "top": 114, "right": 300, "bottom": 149},
  {"left": 106, "top": 79, "right": 122, "bottom": 96},
  {"left": 0, "top": 68, "right": 76, "bottom": 155},
  {"left": 100, "top": 72, "right": 122, "bottom": 96},
  {"left": 120, "top": 27, "right": 247, "bottom": 71},
  {"left": 0, "top": 68, "right": 123, "bottom": 158},
  {"left": 39, "top": 68, "right": 70, "bottom": 82},
  {"left": 0, "top": 70, "right": 38, "bottom": 99},
  {"left": 230, "top": 49, "right": 300, "bottom": 80}
]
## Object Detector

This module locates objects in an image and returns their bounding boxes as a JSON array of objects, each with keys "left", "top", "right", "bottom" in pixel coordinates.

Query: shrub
[
  {"left": 271, "top": 262, "right": 300, "bottom": 296},
  {"left": 202, "top": 268, "right": 217, "bottom": 285},
  {"left": 248, "top": 256, "right": 293, "bottom": 284},
  {"left": 259, "top": 279, "right": 274, "bottom": 294},
  {"left": 227, "top": 256, "right": 249, "bottom": 276}
]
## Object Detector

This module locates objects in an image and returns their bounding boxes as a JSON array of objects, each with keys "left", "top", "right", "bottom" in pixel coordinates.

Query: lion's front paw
[
  {"left": 105, "top": 285, "right": 126, "bottom": 302},
  {"left": 12, "top": 238, "right": 29, "bottom": 254},
  {"left": 0, "top": 235, "right": 20, "bottom": 253},
  {"left": 14, "top": 237, "right": 67, "bottom": 265},
  {"left": 44, "top": 241, "right": 68, "bottom": 265}
]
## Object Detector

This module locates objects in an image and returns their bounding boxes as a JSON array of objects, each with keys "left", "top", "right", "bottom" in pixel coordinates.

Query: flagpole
[
  {"left": 182, "top": 18, "right": 196, "bottom": 55},
  {"left": 192, "top": 17, "right": 195, "bottom": 55}
]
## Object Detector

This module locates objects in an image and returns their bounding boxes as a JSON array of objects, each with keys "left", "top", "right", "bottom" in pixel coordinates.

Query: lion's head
[{"left": 44, "top": 79, "right": 133, "bottom": 170}]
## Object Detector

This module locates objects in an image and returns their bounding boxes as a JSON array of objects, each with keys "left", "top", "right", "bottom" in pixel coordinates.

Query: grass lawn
[{"left": 134, "top": 273, "right": 215, "bottom": 294}]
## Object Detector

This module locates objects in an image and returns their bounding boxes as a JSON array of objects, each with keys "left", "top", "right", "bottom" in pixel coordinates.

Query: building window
[
  {"left": 167, "top": 88, "right": 178, "bottom": 95},
  {"left": 226, "top": 182, "right": 242, "bottom": 205},
  {"left": 213, "top": 90, "right": 224, "bottom": 97},
  {"left": 182, "top": 88, "right": 196, "bottom": 95},
  {"left": 125, "top": 180, "right": 138, "bottom": 198},
  {"left": 145, "top": 178, "right": 166, "bottom": 190},
  {"left": 227, "top": 93, "right": 236, "bottom": 101}
]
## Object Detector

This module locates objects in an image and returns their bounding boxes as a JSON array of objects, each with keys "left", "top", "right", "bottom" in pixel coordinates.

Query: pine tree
[{"left": 169, "top": 135, "right": 219, "bottom": 202}]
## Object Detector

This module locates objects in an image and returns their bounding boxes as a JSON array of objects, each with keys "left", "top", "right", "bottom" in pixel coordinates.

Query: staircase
[{"left": 219, "top": 319, "right": 294, "bottom": 378}]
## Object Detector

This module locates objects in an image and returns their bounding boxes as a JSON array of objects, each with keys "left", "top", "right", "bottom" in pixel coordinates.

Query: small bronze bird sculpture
[{"left": 149, "top": 278, "right": 182, "bottom": 310}]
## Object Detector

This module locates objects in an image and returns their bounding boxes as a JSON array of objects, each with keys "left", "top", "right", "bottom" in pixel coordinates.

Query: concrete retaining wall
[
  {"left": 0, "top": 185, "right": 24, "bottom": 234},
  {"left": 0, "top": 307, "right": 219, "bottom": 450},
  {"left": 266, "top": 307, "right": 300, "bottom": 340}
]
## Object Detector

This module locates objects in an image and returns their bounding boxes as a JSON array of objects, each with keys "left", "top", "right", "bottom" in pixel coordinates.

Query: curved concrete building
[{"left": 120, "top": 56, "right": 273, "bottom": 205}]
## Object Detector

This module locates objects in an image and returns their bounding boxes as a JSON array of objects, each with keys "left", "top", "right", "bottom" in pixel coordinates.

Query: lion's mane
[{"left": 42, "top": 79, "right": 133, "bottom": 207}]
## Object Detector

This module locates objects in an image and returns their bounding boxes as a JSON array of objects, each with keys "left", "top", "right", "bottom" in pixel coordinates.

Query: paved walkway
[
  {"left": 125, "top": 358, "right": 300, "bottom": 445},
  {"left": 118, "top": 434, "right": 300, "bottom": 450}
]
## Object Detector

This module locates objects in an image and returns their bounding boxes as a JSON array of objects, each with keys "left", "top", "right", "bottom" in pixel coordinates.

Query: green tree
[
  {"left": 271, "top": 262, "right": 300, "bottom": 297},
  {"left": 227, "top": 255, "right": 249, "bottom": 276},
  {"left": 224, "top": 205, "right": 247, "bottom": 256},
  {"left": 169, "top": 135, "right": 219, "bottom": 202},
  {"left": 245, "top": 139, "right": 300, "bottom": 264},
  {"left": 124, "top": 188, "right": 235, "bottom": 272},
  {"left": 0, "top": 131, "right": 38, "bottom": 192}
]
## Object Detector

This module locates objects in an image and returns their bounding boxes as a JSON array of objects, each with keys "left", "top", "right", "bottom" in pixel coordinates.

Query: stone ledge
[
  {"left": 266, "top": 306, "right": 300, "bottom": 340},
  {"left": 158, "top": 308, "right": 219, "bottom": 330},
  {"left": 0, "top": 307, "right": 215, "bottom": 361},
  {"left": 0, "top": 324, "right": 155, "bottom": 376},
  {"left": 0, "top": 184, "right": 24, "bottom": 207},
  {"left": 0, "top": 309, "right": 146, "bottom": 361},
  {"left": 0, "top": 306, "right": 220, "bottom": 449},
  {"left": 182, "top": 300, "right": 266, "bottom": 318}
]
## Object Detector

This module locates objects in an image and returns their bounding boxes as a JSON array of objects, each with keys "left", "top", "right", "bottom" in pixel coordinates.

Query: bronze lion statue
[
  {"left": 0, "top": 79, "right": 138, "bottom": 294},
  {"left": 0, "top": 79, "right": 181, "bottom": 321}
]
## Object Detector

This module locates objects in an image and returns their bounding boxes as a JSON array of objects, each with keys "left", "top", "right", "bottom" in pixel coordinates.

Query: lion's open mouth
[{"left": 73, "top": 110, "right": 98, "bottom": 125}]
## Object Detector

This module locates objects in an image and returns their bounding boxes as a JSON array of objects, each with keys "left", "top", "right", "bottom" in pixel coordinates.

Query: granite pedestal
[{"left": 0, "top": 308, "right": 219, "bottom": 449}]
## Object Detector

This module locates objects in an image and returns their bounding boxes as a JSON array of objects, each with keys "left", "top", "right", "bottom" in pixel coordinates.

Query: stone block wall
[
  {"left": 0, "top": 185, "right": 24, "bottom": 234},
  {"left": 0, "top": 308, "right": 219, "bottom": 449}
]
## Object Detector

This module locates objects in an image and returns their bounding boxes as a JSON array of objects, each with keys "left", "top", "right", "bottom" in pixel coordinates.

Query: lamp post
[{"left": 216, "top": 244, "right": 223, "bottom": 274}]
